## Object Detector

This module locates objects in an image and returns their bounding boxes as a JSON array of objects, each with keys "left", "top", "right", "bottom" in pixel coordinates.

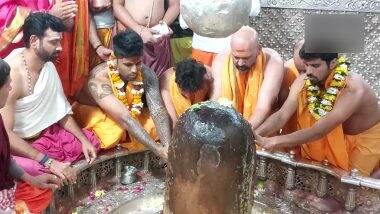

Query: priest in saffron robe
[
  {"left": 74, "top": 30, "right": 171, "bottom": 159},
  {"left": 160, "top": 59, "right": 213, "bottom": 128},
  {"left": 210, "top": 26, "right": 284, "bottom": 130},
  {"left": 255, "top": 45, "right": 380, "bottom": 177},
  {"left": 277, "top": 38, "right": 306, "bottom": 137},
  {"left": 1, "top": 13, "right": 100, "bottom": 212}
]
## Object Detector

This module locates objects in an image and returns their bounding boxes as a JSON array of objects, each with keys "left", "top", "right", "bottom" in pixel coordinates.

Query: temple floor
[{"left": 63, "top": 169, "right": 331, "bottom": 214}]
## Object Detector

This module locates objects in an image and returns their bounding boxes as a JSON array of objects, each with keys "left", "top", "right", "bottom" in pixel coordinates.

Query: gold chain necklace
[
  {"left": 107, "top": 59, "right": 144, "bottom": 118},
  {"left": 21, "top": 51, "right": 33, "bottom": 95}
]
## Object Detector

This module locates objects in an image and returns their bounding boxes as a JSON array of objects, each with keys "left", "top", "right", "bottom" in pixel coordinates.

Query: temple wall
[{"left": 250, "top": 0, "right": 380, "bottom": 96}]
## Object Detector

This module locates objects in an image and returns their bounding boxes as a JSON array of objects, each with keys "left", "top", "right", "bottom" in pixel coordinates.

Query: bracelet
[
  {"left": 44, "top": 158, "right": 53, "bottom": 169},
  {"left": 94, "top": 44, "right": 102, "bottom": 51},
  {"left": 39, "top": 154, "right": 49, "bottom": 165}
]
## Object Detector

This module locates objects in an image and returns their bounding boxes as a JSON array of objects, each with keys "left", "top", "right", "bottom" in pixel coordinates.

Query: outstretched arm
[
  {"left": 249, "top": 48, "right": 284, "bottom": 130},
  {"left": 256, "top": 75, "right": 305, "bottom": 136},
  {"left": 256, "top": 77, "right": 364, "bottom": 149},
  {"left": 88, "top": 66, "right": 168, "bottom": 159},
  {"left": 144, "top": 66, "right": 172, "bottom": 149}
]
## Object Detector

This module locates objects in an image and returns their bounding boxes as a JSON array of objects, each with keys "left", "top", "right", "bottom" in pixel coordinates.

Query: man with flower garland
[
  {"left": 255, "top": 44, "right": 380, "bottom": 177},
  {"left": 74, "top": 30, "right": 171, "bottom": 159}
]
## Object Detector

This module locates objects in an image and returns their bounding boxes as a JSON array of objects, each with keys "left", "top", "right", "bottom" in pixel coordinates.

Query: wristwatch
[{"left": 44, "top": 158, "right": 53, "bottom": 169}]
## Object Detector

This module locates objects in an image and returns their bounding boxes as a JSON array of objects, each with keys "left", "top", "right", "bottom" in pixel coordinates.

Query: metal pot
[
  {"left": 120, "top": 165, "right": 138, "bottom": 185},
  {"left": 180, "top": 0, "right": 252, "bottom": 38}
]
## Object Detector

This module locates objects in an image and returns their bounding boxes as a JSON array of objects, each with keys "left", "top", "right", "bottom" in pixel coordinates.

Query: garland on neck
[
  {"left": 107, "top": 58, "right": 144, "bottom": 118},
  {"left": 306, "top": 56, "right": 349, "bottom": 120}
]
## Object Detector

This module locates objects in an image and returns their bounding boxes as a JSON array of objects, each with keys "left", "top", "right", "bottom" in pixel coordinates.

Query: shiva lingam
[
  {"left": 111, "top": 101, "right": 256, "bottom": 214},
  {"left": 164, "top": 101, "right": 256, "bottom": 213}
]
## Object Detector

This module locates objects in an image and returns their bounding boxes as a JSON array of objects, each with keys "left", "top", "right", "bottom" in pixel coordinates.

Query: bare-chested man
[
  {"left": 1, "top": 13, "right": 100, "bottom": 211},
  {"left": 160, "top": 59, "right": 213, "bottom": 128},
  {"left": 113, "top": 0, "right": 179, "bottom": 77},
  {"left": 211, "top": 26, "right": 284, "bottom": 130},
  {"left": 256, "top": 44, "right": 380, "bottom": 177},
  {"left": 278, "top": 38, "right": 306, "bottom": 106},
  {"left": 277, "top": 38, "right": 306, "bottom": 136},
  {"left": 75, "top": 30, "right": 171, "bottom": 159}
]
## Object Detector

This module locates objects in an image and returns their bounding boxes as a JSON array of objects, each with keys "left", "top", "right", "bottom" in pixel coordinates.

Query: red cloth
[
  {"left": 0, "top": 114, "right": 14, "bottom": 191},
  {"left": 14, "top": 182, "right": 52, "bottom": 214},
  {"left": 143, "top": 35, "right": 172, "bottom": 77},
  {"left": 54, "top": 0, "right": 90, "bottom": 98}
]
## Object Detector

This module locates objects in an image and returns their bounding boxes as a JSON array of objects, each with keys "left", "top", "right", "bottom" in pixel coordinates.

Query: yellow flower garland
[
  {"left": 107, "top": 59, "right": 144, "bottom": 118},
  {"left": 305, "top": 56, "right": 349, "bottom": 120}
]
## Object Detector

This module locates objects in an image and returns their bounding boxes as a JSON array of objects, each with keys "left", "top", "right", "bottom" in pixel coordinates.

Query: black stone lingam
[{"left": 164, "top": 101, "right": 256, "bottom": 214}]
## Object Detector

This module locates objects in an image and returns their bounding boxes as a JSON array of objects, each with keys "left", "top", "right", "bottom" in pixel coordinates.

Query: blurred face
[
  {"left": 32, "top": 28, "right": 62, "bottom": 62},
  {"left": 0, "top": 77, "right": 12, "bottom": 108},
  {"left": 117, "top": 56, "right": 142, "bottom": 81},
  {"left": 231, "top": 42, "right": 260, "bottom": 72},
  {"left": 304, "top": 58, "right": 336, "bottom": 85}
]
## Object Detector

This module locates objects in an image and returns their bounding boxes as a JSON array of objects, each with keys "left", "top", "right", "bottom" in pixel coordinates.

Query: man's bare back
[
  {"left": 124, "top": 0, "right": 165, "bottom": 27},
  {"left": 342, "top": 73, "right": 380, "bottom": 135}
]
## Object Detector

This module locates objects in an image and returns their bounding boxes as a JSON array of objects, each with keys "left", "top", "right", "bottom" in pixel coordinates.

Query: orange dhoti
[
  {"left": 298, "top": 73, "right": 380, "bottom": 175},
  {"left": 72, "top": 103, "right": 157, "bottom": 150},
  {"left": 347, "top": 123, "right": 380, "bottom": 176}
]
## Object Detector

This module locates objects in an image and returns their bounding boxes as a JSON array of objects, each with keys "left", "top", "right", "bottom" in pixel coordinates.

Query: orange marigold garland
[
  {"left": 305, "top": 56, "right": 349, "bottom": 120},
  {"left": 107, "top": 58, "right": 144, "bottom": 118}
]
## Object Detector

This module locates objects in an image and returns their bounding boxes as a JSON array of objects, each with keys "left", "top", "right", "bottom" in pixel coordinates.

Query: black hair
[
  {"left": 0, "top": 59, "right": 10, "bottom": 88},
  {"left": 113, "top": 30, "right": 144, "bottom": 58},
  {"left": 175, "top": 59, "right": 206, "bottom": 92},
  {"left": 23, "top": 12, "right": 66, "bottom": 48},
  {"left": 299, "top": 44, "right": 338, "bottom": 65}
]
